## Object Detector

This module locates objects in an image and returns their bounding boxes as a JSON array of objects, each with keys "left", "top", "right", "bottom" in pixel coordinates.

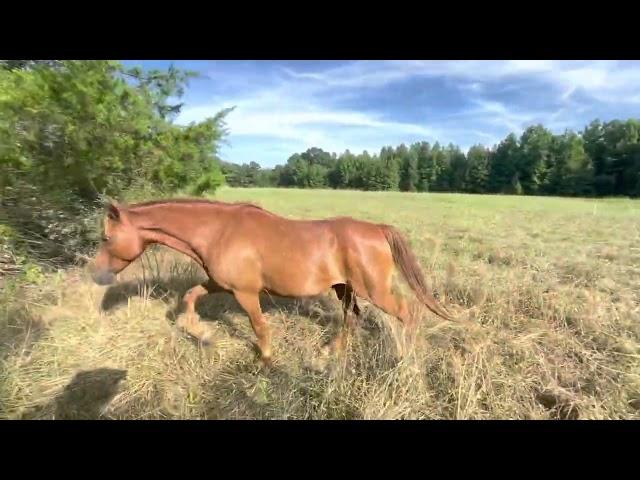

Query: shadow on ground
[
  {"left": 99, "top": 274, "right": 386, "bottom": 361},
  {"left": 21, "top": 368, "right": 128, "bottom": 420},
  {"left": 100, "top": 275, "right": 369, "bottom": 330}
]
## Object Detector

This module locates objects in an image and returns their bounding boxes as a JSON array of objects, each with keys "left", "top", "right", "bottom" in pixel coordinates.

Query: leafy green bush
[{"left": 0, "top": 60, "right": 231, "bottom": 275}]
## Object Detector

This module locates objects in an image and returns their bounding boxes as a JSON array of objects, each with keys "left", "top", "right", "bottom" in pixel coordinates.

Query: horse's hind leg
[
  {"left": 233, "top": 290, "right": 273, "bottom": 367},
  {"left": 350, "top": 264, "right": 418, "bottom": 354},
  {"left": 371, "top": 288, "right": 413, "bottom": 328},
  {"left": 369, "top": 287, "right": 420, "bottom": 354},
  {"left": 325, "top": 283, "right": 360, "bottom": 356},
  {"left": 333, "top": 283, "right": 361, "bottom": 320}
]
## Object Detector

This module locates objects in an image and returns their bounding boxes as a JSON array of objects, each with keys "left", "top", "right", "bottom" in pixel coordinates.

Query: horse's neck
[
  {"left": 144, "top": 229, "right": 204, "bottom": 267},
  {"left": 132, "top": 205, "right": 214, "bottom": 267}
]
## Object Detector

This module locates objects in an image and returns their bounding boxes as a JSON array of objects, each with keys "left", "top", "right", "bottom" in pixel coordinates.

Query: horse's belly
[
  {"left": 261, "top": 259, "right": 344, "bottom": 297},
  {"left": 262, "top": 275, "right": 337, "bottom": 297}
]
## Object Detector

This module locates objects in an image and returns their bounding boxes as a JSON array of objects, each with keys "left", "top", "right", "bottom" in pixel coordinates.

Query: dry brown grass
[{"left": 1, "top": 188, "right": 639, "bottom": 419}]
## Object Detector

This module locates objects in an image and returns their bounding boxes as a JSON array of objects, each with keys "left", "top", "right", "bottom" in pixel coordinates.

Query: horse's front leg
[
  {"left": 232, "top": 290, "right": 273, "bottom": 367},
  {"left": 177, "top": 279, "right": 223, "bottom": 344}
]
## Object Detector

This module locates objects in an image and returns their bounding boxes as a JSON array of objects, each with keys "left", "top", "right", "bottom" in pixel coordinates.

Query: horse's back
[{"left": 226, "top": 208, "right": 387, "bottom": 253}]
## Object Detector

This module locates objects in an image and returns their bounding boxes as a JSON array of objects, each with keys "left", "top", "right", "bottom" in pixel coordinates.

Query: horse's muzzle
[{"left": 92, "top": 270, "right": 116, "bottom": 286}]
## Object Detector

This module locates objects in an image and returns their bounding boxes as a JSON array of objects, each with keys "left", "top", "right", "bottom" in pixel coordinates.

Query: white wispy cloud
[
  {"left": 277, "top": 60, "right": 640, "bottom": 104},
  {"left": 177, "top": 73, "right": 445, "bottom": 160},
  {"left": 175, "top": 60, "right": 640, "bottom": 166}
]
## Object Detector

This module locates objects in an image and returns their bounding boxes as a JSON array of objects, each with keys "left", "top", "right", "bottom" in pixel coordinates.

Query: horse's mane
[{"left": 127, "top": 198, "right": 266, "bottom": 212}]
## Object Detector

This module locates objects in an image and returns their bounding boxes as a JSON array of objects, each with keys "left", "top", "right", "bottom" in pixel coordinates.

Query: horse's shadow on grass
[
  {"left": 22, "top": 368, "right": 128, "bottom": 420},
  {"left": 99, "top": 275, "right": 373, "bottom": 347}
]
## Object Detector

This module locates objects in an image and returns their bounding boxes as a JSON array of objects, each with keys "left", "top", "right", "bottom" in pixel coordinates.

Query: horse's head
[{"left": 90, "top": 201, "right": 145, "bottom": 285}]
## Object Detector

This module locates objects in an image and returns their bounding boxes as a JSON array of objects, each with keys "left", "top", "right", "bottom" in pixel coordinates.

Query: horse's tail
[{"left": 380, "top": 225, "right": 454, "bottom": 321}]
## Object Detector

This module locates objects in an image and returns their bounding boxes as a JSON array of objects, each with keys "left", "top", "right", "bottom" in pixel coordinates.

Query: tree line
[{"left": 222, "top": 120, "right": 640, "bottom": 197}]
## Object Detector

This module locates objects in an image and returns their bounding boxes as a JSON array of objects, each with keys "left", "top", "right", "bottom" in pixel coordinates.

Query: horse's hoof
[
  {"left": 200, "top": 332, "right": 213, "bottom": 347},
  {"left": 176, "top": 313, "right": 197, "bottom": 330},
  {"left": 260, "top": 356, "right": 273, "bottom": 370}
]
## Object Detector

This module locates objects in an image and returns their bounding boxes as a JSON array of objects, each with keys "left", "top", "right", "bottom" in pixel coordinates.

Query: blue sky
[{"left": 122, "top": 60, "right": 640, "bottom": 168}]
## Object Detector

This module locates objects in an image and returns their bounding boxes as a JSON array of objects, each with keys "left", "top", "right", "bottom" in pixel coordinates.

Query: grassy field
[{"left": 2, "top": 187, "right": 640, "bottom": 419}]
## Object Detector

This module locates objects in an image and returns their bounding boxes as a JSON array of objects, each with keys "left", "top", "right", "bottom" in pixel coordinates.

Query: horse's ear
[{"left": 106, "top": 201, "right": 121, "bottom": 222}]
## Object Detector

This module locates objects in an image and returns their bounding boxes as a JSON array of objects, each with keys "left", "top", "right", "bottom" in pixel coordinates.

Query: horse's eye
[{"left": 102, "top": 235, "right": 110, "bottom": 243}]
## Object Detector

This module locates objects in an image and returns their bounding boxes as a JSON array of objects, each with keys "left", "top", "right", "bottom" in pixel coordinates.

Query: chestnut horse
[{"left": 90, "top": 198, "right": 453, "bottom": 365}]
